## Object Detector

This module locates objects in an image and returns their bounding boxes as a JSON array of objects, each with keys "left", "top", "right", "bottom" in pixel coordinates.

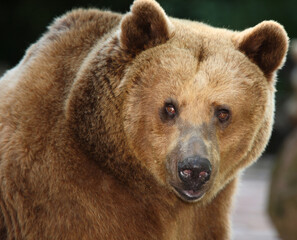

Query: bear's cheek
[
  {"left": 124, "top": 102, "right": 178, "bottom": 184},
  {"left": 216, "top": 112, "right": 261, "bottom": 173},
  {"left": 143, "top": 120, "right": 180, "bottom": 181}
]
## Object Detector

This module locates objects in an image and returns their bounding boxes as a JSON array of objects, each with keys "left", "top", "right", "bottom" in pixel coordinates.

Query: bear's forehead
[
  {"left": 151, "top": 43, "right": 262, "bottom": 90},
  {"left": 170, "top": 18, "right": 236, "bottom": 50}
]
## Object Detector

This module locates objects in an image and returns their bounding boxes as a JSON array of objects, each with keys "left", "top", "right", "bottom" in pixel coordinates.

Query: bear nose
[{"left": 178, "top": 156, "right": 212, "bottom": 186}]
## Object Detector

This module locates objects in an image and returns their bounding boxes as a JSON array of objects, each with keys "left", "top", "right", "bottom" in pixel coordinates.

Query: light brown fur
[{"left": 0, "top": 0, "right": 288, "bottom": 239}]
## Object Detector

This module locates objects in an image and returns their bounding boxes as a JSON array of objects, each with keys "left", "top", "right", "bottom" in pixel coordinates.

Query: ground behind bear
[{"left": 232, "top": 157, "right": 281, "bottom": 240}]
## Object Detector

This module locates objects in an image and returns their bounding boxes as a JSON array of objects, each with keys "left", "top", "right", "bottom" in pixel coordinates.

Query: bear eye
[
  {"left": 165, "top": 104, "right": 177, "bottom": 118},
  {"left": 216, "top": 109, "right": 230, "bottom": 123},
  {"left": 159, "top": 100, "right": 179, "bottom": 123}
]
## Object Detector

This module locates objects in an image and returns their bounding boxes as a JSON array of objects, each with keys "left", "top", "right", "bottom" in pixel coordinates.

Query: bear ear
[
  {"left": 119, "top": 0, "right": 173, "bottom": 54},
  {"left": 233, "top": 21, "right": 289, "bottom": 79}
]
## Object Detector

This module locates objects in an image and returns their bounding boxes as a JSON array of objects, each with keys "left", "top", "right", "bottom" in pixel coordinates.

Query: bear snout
[
  {"left": 167, "top": 154, "right": 213, "bottom": 203},
  {"left": 172, "top": 156, "right": 212, "bottom": 201},
  {"left": 166, "top": 132, "right": 216, "bottom": 202},
  {"left": 178, "top": 156, "right": 212, "bottom": 187}
]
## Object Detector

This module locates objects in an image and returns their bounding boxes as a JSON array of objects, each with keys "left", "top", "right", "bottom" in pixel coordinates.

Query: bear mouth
[{"left": 173, "top": 186, "right": 206, "bottom": 202}]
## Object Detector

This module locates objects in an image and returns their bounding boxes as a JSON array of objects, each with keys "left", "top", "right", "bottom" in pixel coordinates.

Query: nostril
[
  {"left": 198, "top": 171, "right": 210, "bottom": 183},
  {"left": 199, "top": 171, "right": 208, "bottom": 179},
  {"left": 180, "top": 169, "right": 193, "bottom": 179}
]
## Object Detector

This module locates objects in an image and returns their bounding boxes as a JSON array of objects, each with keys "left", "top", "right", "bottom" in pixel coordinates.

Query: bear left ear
[
  {"left": 233, "top": 21, "right": 289, "bottom": 79},
  {"left": 119, "top": 0, "right": 173, "bottom": 54}
]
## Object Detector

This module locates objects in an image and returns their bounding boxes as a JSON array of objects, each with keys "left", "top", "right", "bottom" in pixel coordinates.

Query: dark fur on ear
[
  {"left": 119, "top": 0, "right": 173, "bottom": 54},
  {"left": 234, "top": 21, "right": 289, "bottom": 79}
]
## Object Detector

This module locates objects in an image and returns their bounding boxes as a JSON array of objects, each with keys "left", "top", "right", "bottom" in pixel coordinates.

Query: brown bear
[{"left": 0, "top": 0, "right": 288, "bottom": 239}]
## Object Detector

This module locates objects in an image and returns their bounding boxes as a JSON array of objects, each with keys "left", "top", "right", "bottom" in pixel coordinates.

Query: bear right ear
[
  {"left": 119, "top": 0, "right": 173, "bottom": 54},
  {"left": 233, "top": 21, "right": 289, "bottom": 80}
]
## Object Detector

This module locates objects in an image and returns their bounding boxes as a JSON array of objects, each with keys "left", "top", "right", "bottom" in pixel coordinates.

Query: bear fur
[{"left": 0, "top": 0, "right": 288, "bottom": 239}]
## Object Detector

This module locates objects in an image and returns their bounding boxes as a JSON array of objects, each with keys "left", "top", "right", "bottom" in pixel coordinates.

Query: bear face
[
  {"left": 122, "top": 38, "right": 272, "bottom": 203},
  {"left": 115, "top": 0, "right": 288, "bottom": 203},
  {"left": 123, "top": 49, "right": 255, "bottom": 201}
]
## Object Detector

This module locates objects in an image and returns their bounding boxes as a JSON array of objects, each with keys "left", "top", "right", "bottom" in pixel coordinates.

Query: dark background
[{"left": 1, "top": 0, "right": 296, "bottom": 153}]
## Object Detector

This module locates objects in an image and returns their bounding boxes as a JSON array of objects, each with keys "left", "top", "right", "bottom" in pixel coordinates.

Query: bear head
[{"left": 66, "top": 0, "right": 288, "bottom": 204}]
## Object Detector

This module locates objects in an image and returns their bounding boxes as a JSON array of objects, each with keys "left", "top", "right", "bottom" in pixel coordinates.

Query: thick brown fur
[{"left": 0, "top": 0, "right": 288, "bottom": 239}]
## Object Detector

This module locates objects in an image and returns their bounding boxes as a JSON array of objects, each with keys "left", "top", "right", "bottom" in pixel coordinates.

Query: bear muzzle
[
  {"left": 166, "top": 128, "right": 216, "bottom": 202},
  {"left": 173, "top": 156, "right": 212, "bottom": 201}
]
